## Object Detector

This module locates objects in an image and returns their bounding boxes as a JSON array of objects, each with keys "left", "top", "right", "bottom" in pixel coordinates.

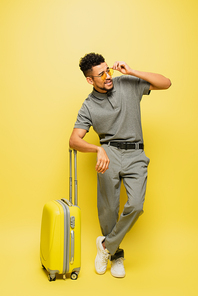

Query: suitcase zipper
[
  {"left": 70, "top": 230, "right": 74, "bottom": 264},
  {"left": 56, "top": 200, "right": 70, "bottom": 274}
]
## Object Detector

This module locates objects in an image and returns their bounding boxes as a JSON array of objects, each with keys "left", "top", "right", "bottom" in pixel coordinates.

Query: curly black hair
[{"left": 79, "top": 53, "right": 105, "bottom": 77}]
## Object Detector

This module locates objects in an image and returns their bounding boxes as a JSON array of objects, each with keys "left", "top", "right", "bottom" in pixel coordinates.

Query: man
[{"left": 69, "top": 53, "right": 171, "bottom": 278}]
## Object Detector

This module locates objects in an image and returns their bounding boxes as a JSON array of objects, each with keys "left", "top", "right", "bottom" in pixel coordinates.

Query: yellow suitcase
[{"left": 40, "top": 150, "right": 81, "bottom": 281}]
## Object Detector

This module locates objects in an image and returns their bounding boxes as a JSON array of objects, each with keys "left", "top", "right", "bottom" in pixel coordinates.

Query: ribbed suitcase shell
[{"left": 40, "top": 150, "right": 81, "bottom": 281}]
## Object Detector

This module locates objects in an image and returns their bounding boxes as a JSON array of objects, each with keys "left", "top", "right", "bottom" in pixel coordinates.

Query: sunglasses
[{"left": 92, "top": 68, "right": 114, "bottom": 81}]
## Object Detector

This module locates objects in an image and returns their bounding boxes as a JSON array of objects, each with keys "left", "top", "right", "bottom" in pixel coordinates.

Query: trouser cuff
[{"left": 110, "top": 248, "right": 124, "bottom": 261}]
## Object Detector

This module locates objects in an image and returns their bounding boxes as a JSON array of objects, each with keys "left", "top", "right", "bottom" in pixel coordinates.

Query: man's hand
[
  {"left": 95, "top": 147, "right": 110, "bottom": 174},
  {"left": 112, "top": 61, "right": 132, "bottom": 75}
]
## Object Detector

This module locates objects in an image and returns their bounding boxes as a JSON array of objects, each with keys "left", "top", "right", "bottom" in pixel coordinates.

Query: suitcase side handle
[{"left": 62, "top": 198, "right": 72, "bottom": 207}]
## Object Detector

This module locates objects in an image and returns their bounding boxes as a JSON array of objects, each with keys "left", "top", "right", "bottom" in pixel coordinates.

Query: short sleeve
[
  {"left": 74, "top": 103, "right": 92, "bottom": 132},
  {"left": 138, "top": 78, "right": 151, "bottom": 95},
  {"left": 117, "top": 75, "right": 151, "bottom": 101}
]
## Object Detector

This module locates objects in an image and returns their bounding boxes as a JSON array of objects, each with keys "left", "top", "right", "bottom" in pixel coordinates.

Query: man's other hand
[{"left": 95, "top": 147, "right": 110, "bottom": 174}]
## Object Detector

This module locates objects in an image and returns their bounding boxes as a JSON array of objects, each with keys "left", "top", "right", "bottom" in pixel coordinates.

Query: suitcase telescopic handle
[
  {"left": 69, "top": 149, "right": 78, "bottom": 206},
  {"left": 74, "top": 149, "right": 78, "bottom": 206},
  {"left": 69, "top": 149, "right": 72, "bottom": 203}
]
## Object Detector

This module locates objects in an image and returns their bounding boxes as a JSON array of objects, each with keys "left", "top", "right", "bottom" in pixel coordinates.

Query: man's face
[{"left": 87, "top": 62, "right": 114, "bottom": 93}]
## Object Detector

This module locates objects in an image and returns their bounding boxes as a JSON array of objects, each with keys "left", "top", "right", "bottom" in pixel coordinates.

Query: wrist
[
  {"left": 128, "top": 68, "right": 136, "bottom": 76},
  {"left": 96, "top": 146, "right": 101, "bottom": 153}
]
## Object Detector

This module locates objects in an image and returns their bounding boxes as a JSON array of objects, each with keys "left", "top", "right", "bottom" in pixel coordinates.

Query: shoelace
[{"left": 101, "top": 251, "right": 109, "bottom": 263}]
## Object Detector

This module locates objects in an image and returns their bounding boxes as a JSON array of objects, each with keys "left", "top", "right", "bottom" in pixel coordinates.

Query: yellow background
[{"left": 0, "top": 0, "right": 198, "bottom": 295}]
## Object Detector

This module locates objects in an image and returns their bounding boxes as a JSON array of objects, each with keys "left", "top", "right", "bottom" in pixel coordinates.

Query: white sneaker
[
  {"left": 111, "top": 258, "right": 125, "bottom": 278},
  {"left": 95, "top": 236, "right": 109, "bottom": 274}
]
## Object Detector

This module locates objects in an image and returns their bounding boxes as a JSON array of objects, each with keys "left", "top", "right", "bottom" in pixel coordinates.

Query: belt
[{"left": 105, "top": 142, "right": 144, "bottom": 150}]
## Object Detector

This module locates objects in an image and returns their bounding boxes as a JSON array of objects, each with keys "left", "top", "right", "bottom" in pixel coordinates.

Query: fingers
[
  {"left": 112, "top": 61, "right": 127, "bottom": 72},
  {"left": 112, "top": 61, "right": 119, "bottom": 70},
  {"left": 95, "top": 158, "right": 110, "bottom": 174}
]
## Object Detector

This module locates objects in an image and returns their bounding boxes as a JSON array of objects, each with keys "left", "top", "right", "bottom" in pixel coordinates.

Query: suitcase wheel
[
  {"left": 70, "top": 271, "right": 78, "bottom": 280},
  {"left": 48, "top": 274, "right": 56, "bottom": 282}
]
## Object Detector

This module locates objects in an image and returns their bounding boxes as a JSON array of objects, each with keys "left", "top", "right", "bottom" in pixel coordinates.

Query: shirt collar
[{"left": 92, "top": 86, "right": 116, "bottom": 100}]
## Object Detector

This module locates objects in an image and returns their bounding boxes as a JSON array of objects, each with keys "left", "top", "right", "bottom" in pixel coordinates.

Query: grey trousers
[{"left": 97, "top": 144, "right": 150, "bottom": 256}]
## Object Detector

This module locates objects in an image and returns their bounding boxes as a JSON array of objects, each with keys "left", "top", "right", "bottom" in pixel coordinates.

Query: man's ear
[{"left": 86, "top": 77, "right": 94, "bottom": 85}]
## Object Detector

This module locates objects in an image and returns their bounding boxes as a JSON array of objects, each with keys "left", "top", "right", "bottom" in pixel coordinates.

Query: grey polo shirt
[{"left": 74, "top": 75, "right": 150, "bottom": 144}]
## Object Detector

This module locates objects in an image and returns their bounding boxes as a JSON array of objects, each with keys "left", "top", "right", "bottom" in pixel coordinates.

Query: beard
[{"left": 97, "top": 79, "right": 114, "bottom": 92}]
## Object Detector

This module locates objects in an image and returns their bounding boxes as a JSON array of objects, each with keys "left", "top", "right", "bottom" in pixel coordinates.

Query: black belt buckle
[
  {"left": 118, "top": 142, "right": 125, "bottom": 149},
  {"left": 122, "top": 142, "right": 128, "bottom": 150},
  {"left": 119, "top": 142, "right": 131, "bottom": 150}
]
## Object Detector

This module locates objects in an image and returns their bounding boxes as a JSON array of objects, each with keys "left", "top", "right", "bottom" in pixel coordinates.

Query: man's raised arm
[{"left": 112, "top": 61, "right": 172, "bottom": 90}]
